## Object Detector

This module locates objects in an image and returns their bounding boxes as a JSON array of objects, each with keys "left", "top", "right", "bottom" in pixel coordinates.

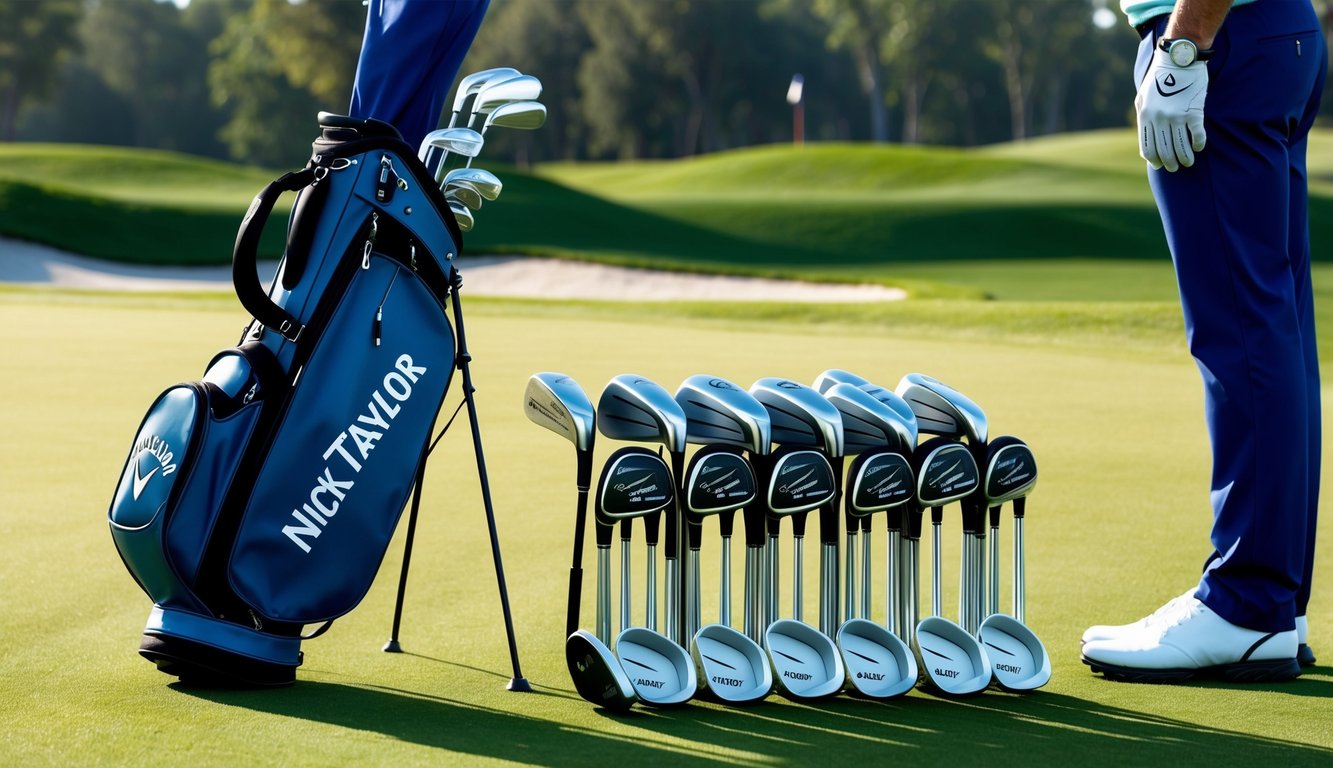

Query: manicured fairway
[{"left": 1, "top": 289, "right": 1329, "bottom": 766}]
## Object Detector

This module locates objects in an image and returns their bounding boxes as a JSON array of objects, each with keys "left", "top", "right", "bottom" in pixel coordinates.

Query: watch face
[{"left": 1168, "top": 39, "right": 1197, "bottom": 67}]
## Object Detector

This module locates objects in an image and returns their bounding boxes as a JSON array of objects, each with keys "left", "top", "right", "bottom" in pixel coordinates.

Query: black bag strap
[{"left": 232, "top": 168, "right": 318, "bottom": 342}]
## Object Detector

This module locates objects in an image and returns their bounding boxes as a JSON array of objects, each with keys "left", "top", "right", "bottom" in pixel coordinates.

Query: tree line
[{"left": 3, "top": 0, "right": 1330, "bottom": 168}]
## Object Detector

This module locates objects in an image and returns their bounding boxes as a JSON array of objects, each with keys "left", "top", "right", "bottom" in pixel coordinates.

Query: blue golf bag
[{"left": 108, "top": 113, "right": 523, "bottom": 687}]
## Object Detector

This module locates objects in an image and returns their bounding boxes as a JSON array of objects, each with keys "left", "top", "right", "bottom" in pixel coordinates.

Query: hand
[{"left": 1135, "top": 47, "right": 1208, "bottom": 172}]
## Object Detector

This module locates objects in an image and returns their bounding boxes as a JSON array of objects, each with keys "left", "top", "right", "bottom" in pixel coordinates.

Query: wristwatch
[{"left": 1158, "top": 37, "right": 1214, "bottom": 66}]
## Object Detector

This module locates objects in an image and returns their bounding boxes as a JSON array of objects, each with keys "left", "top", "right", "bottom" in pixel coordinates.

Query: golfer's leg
[
  {"left": 1288, "top": 43, "right": 1327, "bottom": 621},
  {"left": 1153, "top": 3, "right": 1324, "bottom": 634}
]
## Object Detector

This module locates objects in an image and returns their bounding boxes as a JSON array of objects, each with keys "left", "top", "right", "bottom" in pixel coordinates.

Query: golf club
[
  {"left": 761, "top": 444, "right": 843, "bottom": 700},
  {"left": 444, "top": 182, "right": 483, "bottom": 211},
  {"left": 464, "top": 100, "right": 548, "bottom": 168},
  {"left": 523, "top": 372, "right": 596, "bottom": 637},
  {"left": 447, "top": 67, "right": 522, "bottom": 127},
  {"left": 835, "top": 448, "right": 918, "bottom": 698},
  {"left": 896, "top": 373, "right": 990, "bottom": 634},
  {"left": 674, "top": 375, "right": 772, "bottom": 643},
  {"left": 682, "top": 444, "right": 773, "bottom": 704},
  {"left": 814, "top": 369, "right": 921, "bottom": 637},
  {"left": 418, "top": 127, "right": 484, "bottom": 180},
  {"left": 448, "top": 201, "right": 474, "bottom": 232},
  {"left": 525, "top": 373, "right": 635, "bottom": 709},
  {"left": 597, "top": 446, "right": 695, "bottom": 706},
  {"left": 821, "top": 381, "right": 910, "bottom": 621},
  {"left": 814, "top": 368, "right": 918, "bottom": 453},
  {"left": 437, "top": 70, "right": 536, "bottom": 173},
  {"left": 977, "top": 436, "right": 1050, "bottom": 691},
  {"left": 466, "top": 74, "right": 544, "bottom": 128},
  {"left": 750, "top": 378, "right": 845, "bottom": 638},
  {"left": 442, "top": 167, "right": 502, "bottom": 201},
  {"left": 597, "top": 375, "right": 689, "bottom": 647},
  {"left": 675, "top": 376, "right": 774, "bottom": 649},
  {"left": 911, "top": 437, "right": 991, "bottom": 697}
]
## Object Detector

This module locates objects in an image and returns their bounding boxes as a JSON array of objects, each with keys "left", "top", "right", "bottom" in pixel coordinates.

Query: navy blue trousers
[
  {"left": 349, "top": 0, "right": 491, "bottom": 149},
  {"left": 1136, "top": 0, "right": 1326, "bottom": 633}
]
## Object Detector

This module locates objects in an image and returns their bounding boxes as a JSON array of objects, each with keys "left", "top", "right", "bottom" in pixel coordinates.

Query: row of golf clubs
[
  {"left": 414, "top": 67, "right": 547, "bottom": 232},
  {"left": 526, "top": 369, "right": 1050, "bottom": 711}
]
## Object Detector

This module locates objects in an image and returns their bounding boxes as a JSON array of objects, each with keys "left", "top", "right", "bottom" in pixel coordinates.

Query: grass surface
[
  {"left": 6, "top": 131, "right": 1332, "bottom": 299},
  {"left": 1, "top": 289, "right": 1330, "bottom": 766}
]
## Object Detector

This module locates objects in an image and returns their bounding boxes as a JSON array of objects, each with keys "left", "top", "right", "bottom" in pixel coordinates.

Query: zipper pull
[
  {"left": 363, "top": 212, "right": 378, "bottom": 270},
  {"left": 410, "top": 243, "right": 418, "bottom": 271},
  {"left": 373, "top": 306, "right": 383, "bottom": 347},
  {"left": 376, "top": 154, "right": 396, "bottom": 202}
]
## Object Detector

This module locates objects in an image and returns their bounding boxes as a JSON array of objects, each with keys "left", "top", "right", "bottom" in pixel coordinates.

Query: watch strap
[{"left": 1159, "top": 37, "right": 1215, "bottom": 62}]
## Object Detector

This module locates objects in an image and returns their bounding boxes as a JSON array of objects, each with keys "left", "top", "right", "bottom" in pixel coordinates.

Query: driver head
[
  {"left": 524, "top": 372, "right": 595, "bottom": 452},
  {"left": 597, "top": 374, "right": 688, "bottom": 454},
  {"left": 896, "top": 372, "right": 987, "bottom": 444},
  {"left": 675, "top": 375, "right": 772, "bottom": 455},
  {"left": 749, "top": 377, "right": 844, "bottom": 457}
]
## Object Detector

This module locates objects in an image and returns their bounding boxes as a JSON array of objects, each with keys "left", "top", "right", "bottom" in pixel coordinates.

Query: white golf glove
[{"left": 1136, "top": 47, "right": 1208, "bottom": 172}]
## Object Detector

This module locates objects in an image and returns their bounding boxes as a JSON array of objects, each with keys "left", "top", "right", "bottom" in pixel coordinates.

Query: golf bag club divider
[{"left": 109, "top": 112, "right": 525, "bottom": 689}]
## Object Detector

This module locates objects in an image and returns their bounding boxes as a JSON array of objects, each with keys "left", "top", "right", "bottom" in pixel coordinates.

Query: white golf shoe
[
  {"left": 1080, "top": 589, "right": 1196, "bottom": 645},
  {"left": 1081, "top": 596, "right": 1300, "bottom": 683},
  {"left": 1296, "top": 615, "right": 1316, "bottom": 667}
]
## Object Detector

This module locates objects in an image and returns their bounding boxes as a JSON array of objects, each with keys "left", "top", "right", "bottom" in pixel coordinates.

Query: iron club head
[
  {"left": 896, "top": 372, "right": 987, "bottom": 444},
  {"left": 675, "top": 375, "right": 772, "bottom": 455}
]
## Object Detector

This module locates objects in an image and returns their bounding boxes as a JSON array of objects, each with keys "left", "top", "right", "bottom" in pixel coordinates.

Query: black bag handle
[{"left": 232, "top": 168, "right": 318, "bottom": 342}]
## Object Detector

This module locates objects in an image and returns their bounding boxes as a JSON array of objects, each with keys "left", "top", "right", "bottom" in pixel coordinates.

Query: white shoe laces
[
  {"left": 1152, "top": 595, "right": 1205, "bottom": 632},
  {"left": 1143, "top": 591, "right": 1201, "bottom": 630}
]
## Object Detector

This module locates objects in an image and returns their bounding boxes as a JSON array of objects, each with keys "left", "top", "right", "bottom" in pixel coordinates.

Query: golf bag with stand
[{"left": 107, "top": 112, "right": 524, "bottom": 687}]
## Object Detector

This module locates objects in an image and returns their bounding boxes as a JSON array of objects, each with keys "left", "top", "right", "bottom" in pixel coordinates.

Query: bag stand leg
[
  {"left": 383, "top": 461, "right": 427, "bottom": 654},
  {"left": 382, "top": 277, "right": 531, "bottom": 693}
]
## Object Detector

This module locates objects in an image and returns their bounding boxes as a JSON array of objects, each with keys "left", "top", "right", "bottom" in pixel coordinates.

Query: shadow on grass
[{"left": 177, "top": 664, "right": 1333, "bottom": 766}]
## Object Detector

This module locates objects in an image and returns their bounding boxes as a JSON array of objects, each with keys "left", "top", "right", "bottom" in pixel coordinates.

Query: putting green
[{"left": 1, "top": 291, "right": 1329, "bottom": 766}]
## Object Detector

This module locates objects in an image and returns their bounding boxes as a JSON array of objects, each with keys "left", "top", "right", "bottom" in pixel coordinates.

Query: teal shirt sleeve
[{"left": 1120, "top": 0, "right": 1258, "bottom": 30}]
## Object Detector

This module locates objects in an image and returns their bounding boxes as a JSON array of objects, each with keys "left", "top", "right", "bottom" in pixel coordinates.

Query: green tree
[
  {"left": 208, "top": 0, "right": 363, "bottom": 165},
  {"left": 0, "top": 0, "right": 82, "bottom": 141},
  {"left": 576, "top": 0, "right": 673, "bottom": 158},
  {"left": 460, "top": 0, "right": 592, "bottom": 162},
  {"left": 800, "top": 0, "right": 894, "bottom": 142},
  {"left": 254, "top": 0, "right": 364, "bottom": 109},
  {"left": 76, "top": 0, "right": 224, "bottom": 154},
  {"left": 984, "top": 0, "right": 1099, "bottom": 141},
  {"left": 209, "top": 9, "right": 320, "bottom": 167}
]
